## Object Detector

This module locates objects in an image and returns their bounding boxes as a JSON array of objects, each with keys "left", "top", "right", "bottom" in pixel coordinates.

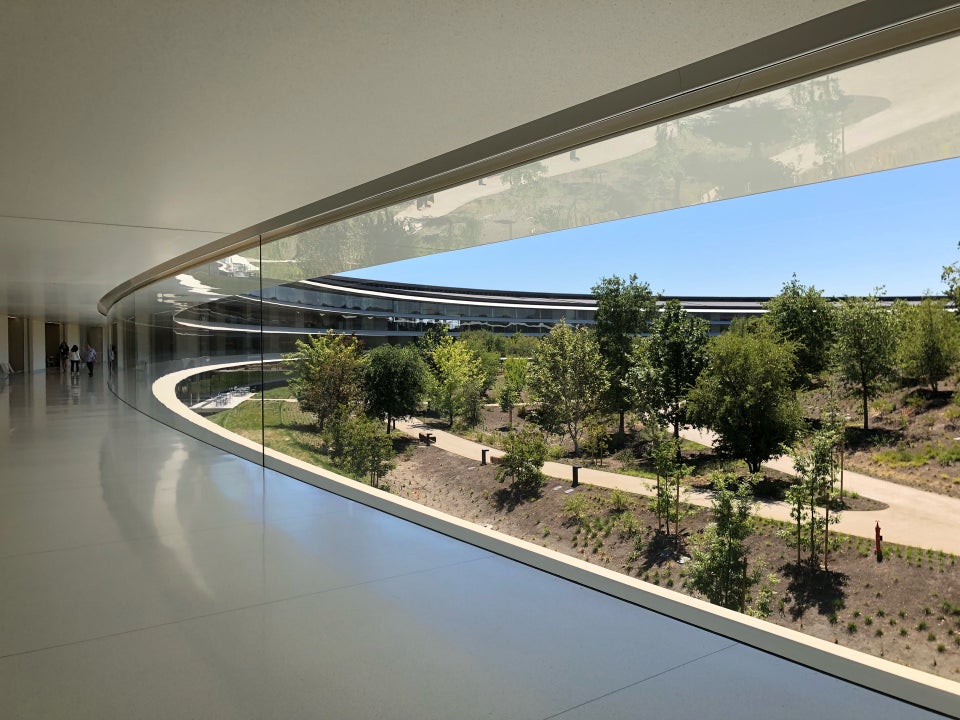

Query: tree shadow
[
  {"left": 782, "top": 564, "right": 848, "bottom": 620},
  {"left": 493, "top": 487, "right": 541, "bottom": 511},
  {"left": 637, "top": 530, "right": 689, "bottom": 571},
  {"left": 845, "top": 427, "right": 903, "bottom": 452}
]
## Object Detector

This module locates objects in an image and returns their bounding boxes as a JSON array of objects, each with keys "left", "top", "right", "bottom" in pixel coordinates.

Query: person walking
[
  {"left": 58, "top": 341, "right": 69, "bottom": 373},
  {"left": 84, "top": 344, "right": 97, "bottom": 377},
  {"left": 69, "top": 345, "right": 81, "bottom": 374}
]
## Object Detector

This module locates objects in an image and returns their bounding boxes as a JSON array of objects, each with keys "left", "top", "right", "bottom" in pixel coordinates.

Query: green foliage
[
  {"left": 430, "top": 336, "right": 486, "bottom": 427},
  {"left": 364, "top": 344, "right": 429, "bottom": 431},
  {"left": 563, "top": 494, "right": 592, "bottom": 526},
  {"left": 584, "top": 421, "right": 610, "bottom": 466},
  {"left": 285, "top": 332, "right": 365, "bottom": 430},
  {"left": 331, "top": 414, "right": 396, "bottom": 487},
  {"left": 636, "top": 299, "right": 709, "bottom": 438},
  {"left": 529, "top": 321, "right": 609, "bottom": 456},
  {"left": 833, "top": 294, "right": 897, "bottom": 430},
  {"left": 498, "top": 356, "right": 528, "bottom": 426},
  {"left": 688, "top": 472, "right": 759, "bottom": 612},
  {"left": 606, "top": 488, "right": 631, "bottom": 513},
  {"left": 790, "top": 430, "right": 841, "bottom": 569},
  {"left": 457, "top": 330, "right": 501, "bottom": 391},
  {"left": 495, "top": 427, "right": 548, "bottom": 499},
  {"left": 592, "top": 274, "right": 658, "bottom": 435},
  {"left": 688, "top": 324, "right": 802, "bottom": 473},
  {"left": 941, "top": 244, "right": 960, "bottom": 310},
  {"left": 895, "top": 296, "right": 960, "bottom": 392},
  {"left": 763, "top": 275, "right": 836, "bottom": 384}
]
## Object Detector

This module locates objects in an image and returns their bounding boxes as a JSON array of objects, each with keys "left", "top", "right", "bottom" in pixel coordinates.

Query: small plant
[
  {"left": 937, "top": 643, "right": 946, "bottom": 653},
  {"left": 606, "top": 488, "right": 631, "bottom": 513},
  {"left": 847, "top": 622, "right": 858, "bottom": 634},
  {"left": 900, "top": 628, "right": 909, "bottom": 637},
  {"left": 927, "top": 632, "right": 937, "bottom": 642},
  {"left": 918, "top": 620, "right": 929, "bottom": 632},
  {"left": 828, "top": 613, "right": 838, "bottom": 625},
  {"left": 899, "top": 609, "right": 907, "bottom": 619},
  {"left": 875, "top": 628, "right": 884, "bottom": 638},
  {"left": 864, "top": 616, "right": 873, "bottom": 626}
]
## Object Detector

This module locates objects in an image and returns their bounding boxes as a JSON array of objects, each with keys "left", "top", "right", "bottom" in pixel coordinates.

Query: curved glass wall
[{"left": 104, "top": 30, "right": 960, "bottom": 702}]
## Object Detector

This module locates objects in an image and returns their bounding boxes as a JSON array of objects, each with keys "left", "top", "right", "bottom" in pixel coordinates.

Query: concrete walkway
[{"left": 397, "top": 419, "right": 960, "bottom": 556}]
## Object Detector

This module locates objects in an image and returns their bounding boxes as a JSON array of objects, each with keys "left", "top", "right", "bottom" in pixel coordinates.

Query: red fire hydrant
[{"left": 875, "top": 521, "right": 883, "bottom": 561}]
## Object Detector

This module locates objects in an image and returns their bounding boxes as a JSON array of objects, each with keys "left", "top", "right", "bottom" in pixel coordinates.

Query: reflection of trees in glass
[
  {"left": 790, "top": 75, "right": 847, "bottom": 179},
  {"left": 654, "top": 120, "right": 688, "bottom": 206},
  {"left": 500, "top": 161, "right": 547, "bottom": 188},
  {"left": 291, "top": 208, "right": 414, "bottom": 277},
  {"left": 689, "top": 101, "right": 793, "bottom": 197}
]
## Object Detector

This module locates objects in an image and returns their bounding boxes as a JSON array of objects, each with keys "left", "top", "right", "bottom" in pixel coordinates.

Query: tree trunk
[
  {"left": 862, "top": 386, "right": 869, "bottom": 431},
  {"left": 796, "top": 518, "right": 802, "bottom": 570},
  {"left": 824, "top": 499, "right": 830, "bottom": 571},
  {"left": 618, "top": 409, "right": 626, "bottom": 437},
  {"left": 675, "top": 474, "right": 681, "bottom": 543},
  {"left": 656, "top": 475, "right": 663, "bottom": 532}
]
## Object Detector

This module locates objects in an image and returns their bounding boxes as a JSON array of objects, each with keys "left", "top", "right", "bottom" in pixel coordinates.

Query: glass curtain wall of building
[{"left": 105, "top": 28, "right": 960, "bottom": 704}]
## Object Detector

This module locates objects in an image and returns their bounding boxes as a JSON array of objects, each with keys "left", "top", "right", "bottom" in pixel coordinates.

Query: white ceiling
[{"left": 0, "top": 0, "right": 857, "bottom": 325}]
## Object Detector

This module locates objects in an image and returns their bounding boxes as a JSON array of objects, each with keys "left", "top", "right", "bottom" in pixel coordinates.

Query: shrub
[
  {"left": 607, "top": 488, "right": 632, "bottom": 513},
  {"left": 495, "top": 427, "right": 548, "bottom": 499}
]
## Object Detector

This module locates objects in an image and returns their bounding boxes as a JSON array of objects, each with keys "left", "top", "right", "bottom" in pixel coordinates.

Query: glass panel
[
  {"left": 107, "top": 247, "right": 264, "bottom": 465},
  {"left": 266, "top": 36, "right": 960, "bottom": 293}
]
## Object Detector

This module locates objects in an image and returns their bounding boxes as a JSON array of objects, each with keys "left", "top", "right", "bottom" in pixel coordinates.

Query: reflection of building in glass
[{"left": 173, "top": 275, "right": 925, "bottom": 350}]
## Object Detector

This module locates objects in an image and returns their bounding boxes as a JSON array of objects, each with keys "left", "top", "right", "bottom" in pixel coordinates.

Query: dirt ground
[
  {"left": 803, "top": 382, "right": 960, "bottom": 500},
  {"left": 385, "top": 442, "right": 960, "bottom": 681}
]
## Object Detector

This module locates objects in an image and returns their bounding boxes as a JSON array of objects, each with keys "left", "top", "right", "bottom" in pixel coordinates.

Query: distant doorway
[{"left": 7, "top": 317, "right": 25, "bottom": 373}]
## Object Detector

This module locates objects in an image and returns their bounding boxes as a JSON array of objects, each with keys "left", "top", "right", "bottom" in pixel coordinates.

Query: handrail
[{"left": 98, "top": 0, "right": 960, "bottom": 316}]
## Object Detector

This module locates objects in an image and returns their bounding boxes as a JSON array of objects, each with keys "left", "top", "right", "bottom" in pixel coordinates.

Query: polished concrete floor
[{"left": 0, "top": 373, "right": 949, "bottom": 719}]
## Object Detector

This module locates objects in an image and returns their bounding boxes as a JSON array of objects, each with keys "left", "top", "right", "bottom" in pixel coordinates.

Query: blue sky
[{"left": 340, "top": 158, "right": 960, "bottom": 297}]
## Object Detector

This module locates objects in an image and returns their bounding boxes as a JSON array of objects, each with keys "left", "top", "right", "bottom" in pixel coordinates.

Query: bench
[{"left": 418, "top": 432, "right": 437, "bottom": 445}]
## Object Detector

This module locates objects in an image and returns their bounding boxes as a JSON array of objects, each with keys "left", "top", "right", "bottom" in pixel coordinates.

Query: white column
[
  {"left": 0, "top": 305, "right": 8, "bottom": 368},
  {"left": 28, "top": 318, "right": 47, "bottom": 373},
  {"left": 65, "top": 322, "right": 80, "bottom": 349}
]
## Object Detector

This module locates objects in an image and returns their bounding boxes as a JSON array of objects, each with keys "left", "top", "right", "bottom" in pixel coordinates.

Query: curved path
[{"left": 396, "top": 419, "right": 960, "bottom": 556}]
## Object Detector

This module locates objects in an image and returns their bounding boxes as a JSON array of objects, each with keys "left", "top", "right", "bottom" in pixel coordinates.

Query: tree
[
  {"left": 763, "top": 275, "right": 836, "bottom": 384},
  {"left": 941, "top": 246, "right": 960, "bottom": 310},
  {"left": 640, "top": 299, "right": 709, "bottom": 446},
  {"left": 789, "top": 430, "right": 840, "bottom": 570},
  {"left": 896, "top": 296, "right": 960, "bottom": 392},
  {"left": 364, "top": 344, "right": 429, "bottom": 431},
  {"left": 285, "top": 331, "right": 365, "bottom": 430},
  {"left": 688, "top": 324, "right": 802, "bottom": 473},
  {"left": 431, "top": 337, "right": 485, "bottom": 427},
  {"left": 651, "top": 436, "right": 691, "bottom": 542},
  {"left": 495, "top": 426, "right": 548, "bottom": 500},
  {"left": 500, "top": 161, "right": 547, "bottom": 188},
  {"left": 338, "top": 414, "right": 396, "bottom": 488},
  {"left": 833, "top": 294, "right": 896, "bottom": 430},
  {"left": 592, "top": 274, "right": 658, "bottom": 435},
  {"left": 498, "top": 356, "right": 528, "bottom": 427},
  {"left": 529, "top": 321, "right": 609, "bottom": 456},
  {"left": 688, "top": 472, "right": 758, "bottom": 612}
]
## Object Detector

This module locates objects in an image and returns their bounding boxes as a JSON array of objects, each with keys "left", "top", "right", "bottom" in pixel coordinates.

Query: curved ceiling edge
[{"left": 98, "top": 0, "right": 960, "bottom": 317}]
